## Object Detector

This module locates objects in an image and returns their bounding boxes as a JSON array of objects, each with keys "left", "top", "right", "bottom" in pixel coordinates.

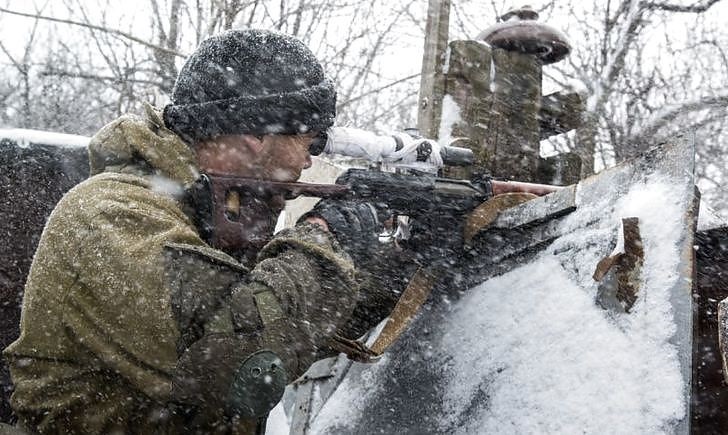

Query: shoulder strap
[{"left": 330, "top": 267, "right": 437, "bottom": 363}]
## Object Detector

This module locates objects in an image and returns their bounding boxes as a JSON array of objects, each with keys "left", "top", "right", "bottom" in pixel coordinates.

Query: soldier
[{"left": 3, "top": 29, "right": 406, "bottom": 434}]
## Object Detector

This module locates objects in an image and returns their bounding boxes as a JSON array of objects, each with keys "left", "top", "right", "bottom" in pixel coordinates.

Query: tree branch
[
  {"left": 40, "top": 69, "right": 164, "bottom": 87},
  {"left": 640, "top": 0, "right": 723, "bottom": 13},
  {"left": 633, "top": 91, "right": 728, "bottom": 141},
  {"left": 0, "top": 40, "right": 22, "bottom": 73},
  {"left": 149, "top": 0, "right": 168, "bottom": 44},
  {"left": 338, "top": 72, "right": 420, "bottom": 109},
  {"left": 0, "top": 7, "right": 187, "bottom": 58}
]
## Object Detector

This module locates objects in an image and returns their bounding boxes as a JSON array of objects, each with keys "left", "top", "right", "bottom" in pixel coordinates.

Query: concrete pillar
[
  {"left": 417, "top": 0, "right": 451, "bottom": 140},
  {"left": 433, "top": 5, "right": 583, "bottom": 184}
]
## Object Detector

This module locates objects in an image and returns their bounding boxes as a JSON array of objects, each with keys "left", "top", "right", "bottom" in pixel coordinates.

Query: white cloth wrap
[{"left": 324, "top": 127, "right": 443, "bottom": 167}]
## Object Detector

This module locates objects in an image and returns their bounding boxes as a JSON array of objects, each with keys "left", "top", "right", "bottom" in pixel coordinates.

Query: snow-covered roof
[{"left": 0, "top": 128, "right": 89, "bottom": 149}]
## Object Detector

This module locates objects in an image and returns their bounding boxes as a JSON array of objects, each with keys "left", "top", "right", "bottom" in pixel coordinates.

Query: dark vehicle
[{"left": 0, "top": 129, "right": 89, "bottom": 424}]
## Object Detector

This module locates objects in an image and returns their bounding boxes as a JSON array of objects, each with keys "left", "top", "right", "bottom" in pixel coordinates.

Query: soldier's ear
[{"left": 240, "top": 134, "right": 265, "bottom": 155}]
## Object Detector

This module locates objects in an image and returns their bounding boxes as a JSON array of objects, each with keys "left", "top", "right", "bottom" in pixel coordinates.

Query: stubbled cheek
[{"left": 272, "top": 168, "right": 297, "bottom": 181}]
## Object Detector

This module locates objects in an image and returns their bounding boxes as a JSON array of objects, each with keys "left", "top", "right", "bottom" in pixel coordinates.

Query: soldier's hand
[{"left": 299, "top": 200, "right": 385, "bottom": 266}]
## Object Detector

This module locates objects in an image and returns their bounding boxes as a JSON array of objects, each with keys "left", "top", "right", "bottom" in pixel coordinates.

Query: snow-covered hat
[{"left": 163, "top": 29, "right": 336, "bottom": 144}]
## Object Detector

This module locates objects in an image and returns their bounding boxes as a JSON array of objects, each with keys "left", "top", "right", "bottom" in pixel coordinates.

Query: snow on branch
[
  {"left": 589, "top": 0, "right": 643, "bottom": 112},
  {"left": 640, "top": 0, "right": 723, "bottom": 13},
  {"left": 632, "top": 90, "right": 728, "bottom": 141}
]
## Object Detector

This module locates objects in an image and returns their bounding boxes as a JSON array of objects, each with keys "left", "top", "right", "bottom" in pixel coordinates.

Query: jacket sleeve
[
  {"left": 176, "top": 222, "right": 358, "bottom": 379},
  {"left": 168, "top": 222, "right": 358, "bottom": 421},
  {"left": 245, "top": 222, "right": 358, "bottom": 369}
]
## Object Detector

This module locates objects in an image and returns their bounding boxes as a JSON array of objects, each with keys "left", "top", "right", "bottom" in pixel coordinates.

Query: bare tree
[
  {"left": 8, "top": 0, "right": 727, "bottom": 213},
  {"left": 557, "top": 0, "right": 726, "bottom": 170},
  {"left": 0, "top": 2, "right": 44, "bottom": 129},
  {"left": 447, "top": 0, "right": 728, "bottom": 214},
  {"left": 0, "top": 0, "right": 427, "bottom": 135},
  {"left": 542, "top": 0, "right": 728, "bottom": 218}
]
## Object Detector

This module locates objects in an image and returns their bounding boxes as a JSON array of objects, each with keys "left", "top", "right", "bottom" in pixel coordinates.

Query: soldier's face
[
  {"left": 255, "top": 133, "right": 316, "bottom": 182},
  {"left": 196, "top": 133, "right": 316, "bottom": 181}
]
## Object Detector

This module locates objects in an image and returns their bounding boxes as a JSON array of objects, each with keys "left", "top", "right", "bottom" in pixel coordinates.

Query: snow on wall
[
  {"left": 436, "top": 178, "right": 686, "bottom": 434},
  {"left": 438, "top": 94, "right": 462, "bottom": 145},
  {"left": 0, "top": 128, "right": 89, "bottom": 148},
  {"left": 308, "top": 171, "right": 692, "bottom": 434}
]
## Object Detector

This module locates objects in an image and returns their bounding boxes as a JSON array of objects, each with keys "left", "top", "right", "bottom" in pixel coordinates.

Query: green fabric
[
  {"left": 162, "top": 242, "right": 249, "bottom": 353},
  {"left": 252, "top": 290, "right": 285, "bottom": 326},
  {"left": 3, "top": 107, "right": 212, "bottom": 433},
  {"left": 231, "top": 223, "right": 358, "bottom": 379},
  {"left": 88, "top": 103, "right": 199, "bottom": 186},
  {"left": 2, "top": 105, "right": 357, "bottom": 434}
]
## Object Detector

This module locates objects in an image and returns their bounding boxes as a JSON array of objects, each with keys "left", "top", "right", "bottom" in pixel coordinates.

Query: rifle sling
[{"left": 332, "top": 267, "right": 438, "bottom": 363}]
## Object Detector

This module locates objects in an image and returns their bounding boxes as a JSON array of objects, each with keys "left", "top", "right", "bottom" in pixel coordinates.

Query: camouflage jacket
[{"left": 3, "top": 105, "right": 358, "bottom": 434}]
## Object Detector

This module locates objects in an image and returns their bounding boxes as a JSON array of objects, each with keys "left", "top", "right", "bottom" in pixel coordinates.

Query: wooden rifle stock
[{"left": 490, "top": 180, "right": 563, "bottom": 197}]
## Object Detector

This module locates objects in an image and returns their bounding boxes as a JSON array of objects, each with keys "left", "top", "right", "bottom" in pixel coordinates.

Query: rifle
[
  {"left": 190, "top": 139, "right": 562, "bottom": 361},
  {"left": 196, "top": 144, "right": 560, "bottom": 255}
]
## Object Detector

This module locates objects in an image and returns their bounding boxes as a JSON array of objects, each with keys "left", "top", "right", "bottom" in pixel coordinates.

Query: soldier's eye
[{"left": 309, "top": 132, "right": 326, "bottom": 156}]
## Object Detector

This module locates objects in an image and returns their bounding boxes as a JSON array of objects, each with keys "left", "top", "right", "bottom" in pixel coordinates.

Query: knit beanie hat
[{"left": 163, "top": 29, "right": 336, "bottom": 144}]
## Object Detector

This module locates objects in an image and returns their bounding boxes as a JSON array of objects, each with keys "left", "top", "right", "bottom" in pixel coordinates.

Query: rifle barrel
[
  {"left": 491, "top": 180, "right": 563, "bottom": 196},
  {"left": 439, "top": 146, "right": 473, "bottom": 166}
]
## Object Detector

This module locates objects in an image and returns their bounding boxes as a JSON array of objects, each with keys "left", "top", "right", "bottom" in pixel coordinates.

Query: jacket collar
[{"left": 88, "top": 103, "right": 199, "bottom": 188}]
